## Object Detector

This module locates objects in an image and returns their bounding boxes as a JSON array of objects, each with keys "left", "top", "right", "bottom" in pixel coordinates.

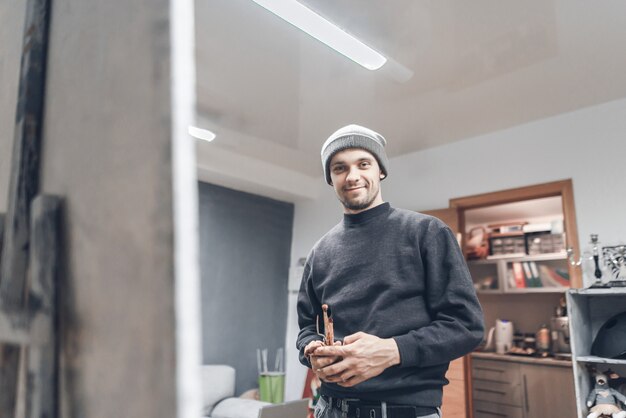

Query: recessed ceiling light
[
  {"left": 250, "top": 0, "right": 387, "bottom": 71},
  {"left": 188, "top": 126, "right": 216, "bottom": 142}
]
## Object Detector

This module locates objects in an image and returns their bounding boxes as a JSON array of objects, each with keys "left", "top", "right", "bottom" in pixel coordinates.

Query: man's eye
[
  {"left": 333, "top": 166, "right": 345, "bottom": 172},
  {"left": 360, "top": 162, "right": 371, "bottom": 168}
]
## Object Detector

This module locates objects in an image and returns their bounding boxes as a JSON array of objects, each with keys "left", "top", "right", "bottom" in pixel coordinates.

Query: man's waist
[{"left": 321, "top": 395, "right": 438, "bottom": 418}]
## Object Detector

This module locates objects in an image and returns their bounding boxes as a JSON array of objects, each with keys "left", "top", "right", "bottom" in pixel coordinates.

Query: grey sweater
[{"left": 296, "top": 202, "right": 484, "bottom": 406}]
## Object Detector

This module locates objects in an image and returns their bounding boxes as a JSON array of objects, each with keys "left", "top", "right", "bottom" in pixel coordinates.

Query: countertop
[{"left": 471, "top": 351, "right": 572, "bottom": 367}]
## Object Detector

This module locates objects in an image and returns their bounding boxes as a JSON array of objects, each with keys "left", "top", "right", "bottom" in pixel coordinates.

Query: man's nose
[{"left": 346, "top": 165, "right": 360, "bottom": 182}]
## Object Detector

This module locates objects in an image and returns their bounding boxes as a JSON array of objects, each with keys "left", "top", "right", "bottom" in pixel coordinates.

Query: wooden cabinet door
[
  {"left": 421, "top": 208, "right": 459, "bottom": 235},
  {"left": 442, "top": 357, "right": 467, "bottom": 418},
  {"left": 520, "top": 364, "right": 576, "bottom": 418}
]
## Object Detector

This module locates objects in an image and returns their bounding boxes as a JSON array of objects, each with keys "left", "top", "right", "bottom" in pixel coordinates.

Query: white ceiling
[{"left": 194, "top": 0, "right": 626, "bottom": 199}]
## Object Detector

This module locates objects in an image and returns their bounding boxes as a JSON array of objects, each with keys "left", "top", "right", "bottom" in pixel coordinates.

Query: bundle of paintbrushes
[
  {"left": 317, "top": 304, "right": 334, "bottom": 345},
  {"left": 256, "top": 347, "right": 284, "bottom": 375}
]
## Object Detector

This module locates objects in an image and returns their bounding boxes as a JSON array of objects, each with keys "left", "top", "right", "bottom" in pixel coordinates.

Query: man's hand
[
  {"left": 305, "top": 340, "right": 343, "bottom": 378},
  {"left": 312, "top": 332, "right": 400, "bottom": 387},
  {"left": 304, "top": 340, "right": 325, "bottom": 358}
]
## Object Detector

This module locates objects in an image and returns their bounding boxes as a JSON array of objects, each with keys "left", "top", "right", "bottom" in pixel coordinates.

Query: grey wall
[
  {"left": 199, "top": 182, "right": 293, "bottom": 395},
  {"left": 31, "top": 0, "right": 178, "bottom": 416}
]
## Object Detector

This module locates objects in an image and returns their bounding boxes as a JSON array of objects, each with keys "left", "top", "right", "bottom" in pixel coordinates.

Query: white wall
[{"left": 285, "top": 97, "right": 626, "bottom": 400}]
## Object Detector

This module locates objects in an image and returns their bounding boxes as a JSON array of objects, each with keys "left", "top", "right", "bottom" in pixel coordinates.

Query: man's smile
[{"left": 345, "top": 186, "right": 366, "bottom": 192}]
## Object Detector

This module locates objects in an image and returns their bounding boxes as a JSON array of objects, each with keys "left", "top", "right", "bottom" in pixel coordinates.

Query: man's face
[{"left": 329, "top": 148, "right": 385, "bottom": 213}]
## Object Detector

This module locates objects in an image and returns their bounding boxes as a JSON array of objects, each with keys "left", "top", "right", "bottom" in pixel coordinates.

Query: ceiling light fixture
[
  {"left": 250, "top": 0, "right": 387, "bottom": 70},
  {"left": 188, "top": 126, "right": 216, "bottom": 142}
]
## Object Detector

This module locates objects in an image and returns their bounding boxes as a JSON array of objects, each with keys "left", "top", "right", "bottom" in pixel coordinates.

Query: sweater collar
[{"left": 343, "top": 202, "right": 391, "bottom": 226}]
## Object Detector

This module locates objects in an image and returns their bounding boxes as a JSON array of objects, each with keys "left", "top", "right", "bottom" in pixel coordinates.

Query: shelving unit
[
  {"left": 451, "top": 180, "right": 582, "bottom": 289},
  {"left": 442, "top": 180, "right": 581, "bottom": 418},
  {"left": 468, "top": 252, "right": 570, "bottom": 294},
  {"left": 567, "top": 288, "right": 626, "bottom": 418}
]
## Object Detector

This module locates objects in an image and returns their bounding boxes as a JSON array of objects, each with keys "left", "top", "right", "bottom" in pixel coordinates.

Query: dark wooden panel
[
  {"left": 0, "top": 196, "right": 60, "bottom": 417},
  {"left": 0, "top": 345, "right": 20, "bottom": 418},
  {"left": 0, "top": 0, "right": 52, "bottom": 309},
  {"left": 25, "top": 195, "right": 61, "bottom": 418},
  {"left": 0, "top": 214, "right": 4, "bottom": 261},
  {"left": 0, "top": 3, "right": 52, "bottom": 412}
]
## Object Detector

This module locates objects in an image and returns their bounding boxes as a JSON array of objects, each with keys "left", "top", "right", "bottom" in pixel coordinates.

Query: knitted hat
[{"left": 320, "top": 124, "right": 389, "bottom": 185}]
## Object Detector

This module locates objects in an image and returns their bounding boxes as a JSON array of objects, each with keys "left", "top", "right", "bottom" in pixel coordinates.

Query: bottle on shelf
[{"left": 535, "top": 323, "right": 551, "bottom": 357}]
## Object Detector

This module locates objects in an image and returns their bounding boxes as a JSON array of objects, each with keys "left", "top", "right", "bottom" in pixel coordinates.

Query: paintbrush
[{"left": 322, "top": 304, "right": 333, "bottom": 345}]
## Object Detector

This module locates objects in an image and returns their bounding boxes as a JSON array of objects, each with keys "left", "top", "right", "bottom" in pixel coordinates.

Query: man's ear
[{"left": 380, "top": 173, "right": 386, "bottom": 179}]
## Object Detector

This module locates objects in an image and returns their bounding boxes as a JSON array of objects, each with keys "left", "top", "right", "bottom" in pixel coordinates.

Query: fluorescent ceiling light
[
  {"left": 250, "top": 0, "right": 387, "bottom": 70},
  {"left": 188, "top": 126, "right": 216, "bottom": 142}
]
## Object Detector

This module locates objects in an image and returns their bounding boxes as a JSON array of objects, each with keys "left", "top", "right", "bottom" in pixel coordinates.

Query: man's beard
[{"left": 339, "top": 184, "right": 379, "bottom": 211}]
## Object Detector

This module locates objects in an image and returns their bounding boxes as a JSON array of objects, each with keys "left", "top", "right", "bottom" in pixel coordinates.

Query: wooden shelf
[
  {"left": 504, "top": 287, "right": 567, "bottom": 294},
  {"left": 472, "top": 351, "right": 572, "bottom": 367},
  {"left": 469, "top": 252, "right": 570, "bottom": 293},
  {"left": 575, "top": 356, "right": 626, "bottom": 365},
  {"left": 468, "top": 252, "right": 568, "bottom": 265},
  {"left": 475, "top": 289, "right": 503, "bottom": 295},
  {"left": 570, "top": 287, "right": 626, "bottom": 296}
]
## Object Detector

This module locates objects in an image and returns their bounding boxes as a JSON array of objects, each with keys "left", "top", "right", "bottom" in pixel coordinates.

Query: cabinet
[
  {"left": 522, "top": 362, "right": 576, "bottom": 417},
  {"left": 567, "top": 288, "right": 626, "bottom": 418},
  {"left": 472, "top": 358, "right": 523, "bottom": 414},
  {"left": 471, "top": 355, "right": 575, "bottom": 418}
]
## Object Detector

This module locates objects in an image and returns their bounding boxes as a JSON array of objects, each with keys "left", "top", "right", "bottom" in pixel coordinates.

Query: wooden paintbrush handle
[{"left": 322, "top": 304, "right": 334, "bottom": 345}]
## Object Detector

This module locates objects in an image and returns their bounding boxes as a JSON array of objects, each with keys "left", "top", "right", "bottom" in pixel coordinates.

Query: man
[{"left": 296, "top": 124, "right": 484, "bottom": 418}]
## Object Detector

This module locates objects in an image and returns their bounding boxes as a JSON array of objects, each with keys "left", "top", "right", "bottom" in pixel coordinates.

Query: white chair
[{"left": 202, "top": 365, "right": 271, "bottom": 418}]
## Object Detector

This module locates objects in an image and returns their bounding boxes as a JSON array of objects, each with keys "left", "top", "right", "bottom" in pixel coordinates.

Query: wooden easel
[{"left": 0, "top": 0, "right": 60, "bottom": 417}]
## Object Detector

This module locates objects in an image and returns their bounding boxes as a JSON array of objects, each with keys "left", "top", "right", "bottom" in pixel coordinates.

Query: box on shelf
[
  {"left": 526, "top": 232, "right": 565, "bottom": 255},
  {"left": 470, "top": 220, "right": 566, "bottom": 259},
  {"left": 489, "top": 221, "right": 527, "bottom": 235},
  {"left": 489, "top": 233, "right": 526, "bottom": 256}
]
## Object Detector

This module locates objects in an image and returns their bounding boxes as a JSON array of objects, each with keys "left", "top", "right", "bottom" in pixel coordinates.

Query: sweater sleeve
[
  {"left": 296, "top": 254, "right": 323, "bottom": 368},
  {"left": 393, "top": 224, "right": 484, "bottom": 368}
]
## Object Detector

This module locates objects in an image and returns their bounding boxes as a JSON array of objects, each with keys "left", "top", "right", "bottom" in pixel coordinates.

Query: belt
[{"left": 323, "top": 395, "right": 437, "bottom": 418}]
